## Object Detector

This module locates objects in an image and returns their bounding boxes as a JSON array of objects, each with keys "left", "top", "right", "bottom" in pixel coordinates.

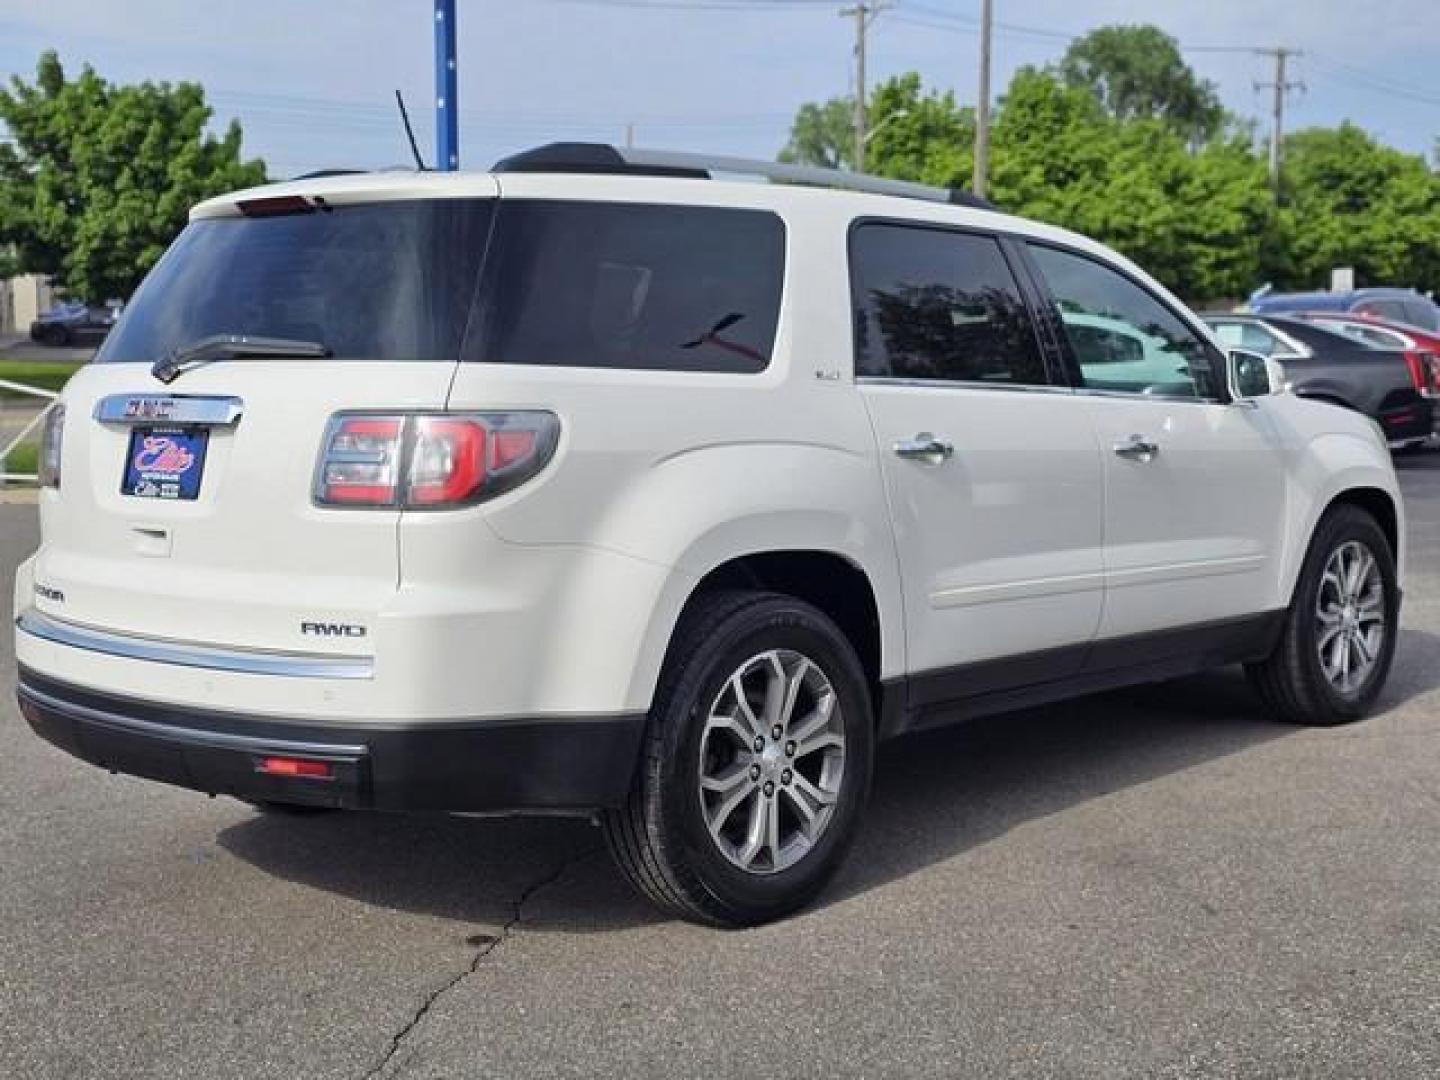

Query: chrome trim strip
[
  {"left": 1106, "top": 555, "right": 1268, "bottom": 589},
  {"left": 857, "top": 377, "right": 1077, "bottom": 395},
  {"left": 17, "top": 681, "right": 367, "bottom": 757},
  {"left": 856, "top": 379, "right": 1225, "bottom": 405},
  {"left": 930, "top": 570, "right": 1105, "bottom": 609},
  {"left": 94, "top": 394, "right": 244, "bottom": 426},
  {"left": 16, "top": 609, "right": 373, "bottom": 680}
]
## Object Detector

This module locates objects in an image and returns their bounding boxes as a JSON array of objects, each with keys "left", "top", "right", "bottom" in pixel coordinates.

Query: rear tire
[
  {"left": 1246, "top": 504, "right": 1399, "bottom": 726},
  {"left": 602, "top": 590, "right": 874, "bottom": 927}
]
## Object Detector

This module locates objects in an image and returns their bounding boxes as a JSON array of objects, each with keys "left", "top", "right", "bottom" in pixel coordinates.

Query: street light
[{"left": 864, "top": 108, "right": 910, "bottom": 147}]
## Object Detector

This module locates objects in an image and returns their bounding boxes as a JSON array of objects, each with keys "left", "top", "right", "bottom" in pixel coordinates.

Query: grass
[
  {"left": 0, "top": 359, "right": 71, "bottom": 478},
  {"left": 0, "top": 359, "right": 84, "bottom": 398},
  {"left": 3, "top": 442, "right": 39, "bottom": 477}
]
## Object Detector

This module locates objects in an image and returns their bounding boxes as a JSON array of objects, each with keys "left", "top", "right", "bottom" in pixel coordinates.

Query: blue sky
[{"left": 1, "top": 0, "right": 1436, "bottom": 178}]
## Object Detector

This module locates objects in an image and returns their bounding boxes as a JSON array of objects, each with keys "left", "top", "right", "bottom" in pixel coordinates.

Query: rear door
[
  {"left": 33, "top": 189, "right": 495, "bottom": 655},
  {"left": 1023, "top": 242, "right": 1287, "bottom": 642},
  {"left": 851, "top": 223, "right": 1105, "bottom": 694}
]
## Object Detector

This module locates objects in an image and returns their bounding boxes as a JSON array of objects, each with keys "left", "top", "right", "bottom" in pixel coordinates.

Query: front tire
[
  {"left": 603, "top": 591, "right": 874, "bottom": 927},
  {"left": 1247, "top": 504, "right": 1399, "bottom": 725}
]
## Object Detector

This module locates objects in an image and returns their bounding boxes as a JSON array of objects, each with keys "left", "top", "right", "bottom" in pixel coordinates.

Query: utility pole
[
  {"left": 972, "top": 0, "right": 993, "bottom": 197},
  {"left": 434, "top": 0, "right": 458, "bottom": 170},
  {"left": 840, "top": 4, "right": 885, "bottom": 172},
  {"left": 1255, "top": 47, "right": 1303, "bottom": 189},
  {"left": 625, "top": 122, "right": 635, "bottom": 149}
]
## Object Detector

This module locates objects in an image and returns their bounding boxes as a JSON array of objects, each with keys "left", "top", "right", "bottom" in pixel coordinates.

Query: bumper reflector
[{"left": 258, "top": 756, "right": 333, "bottom": 779}]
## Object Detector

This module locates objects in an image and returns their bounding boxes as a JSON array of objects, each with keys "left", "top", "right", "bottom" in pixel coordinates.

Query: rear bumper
[
  {"left": 1380, "top": 397, "right": 1435, "bottom": 445},
  {"left": 17, "top": 668, "right": 645, "bottom": 814}
]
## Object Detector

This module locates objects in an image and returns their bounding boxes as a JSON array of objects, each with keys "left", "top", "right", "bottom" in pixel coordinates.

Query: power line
[
  {"left": 539, "top": 0, "right": 835, "bottom": 9},
  {"left": 1307, "top": 54, "right": 1440, "bottom": 108}
]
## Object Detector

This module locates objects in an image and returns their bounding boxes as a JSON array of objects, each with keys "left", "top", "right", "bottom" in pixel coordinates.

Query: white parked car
[{"left": 15, "top": 145, "right": 1405, "bottom": 926}]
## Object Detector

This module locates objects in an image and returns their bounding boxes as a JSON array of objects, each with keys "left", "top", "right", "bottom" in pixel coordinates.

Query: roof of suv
[
  {"left": 186, "top": 142, "right": 1210, "bottom": 338},
  {"left": 188, "top": 152, "right": 1127, "bottom": 279}
]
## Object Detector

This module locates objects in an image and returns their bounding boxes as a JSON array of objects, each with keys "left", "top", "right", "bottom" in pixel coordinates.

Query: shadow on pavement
[
  {"left": 1392, "top": 445, "right": 1440, "bottom": 471},
  {"left": 217, "top": 666, "right": 1343, "bottom": 931}
]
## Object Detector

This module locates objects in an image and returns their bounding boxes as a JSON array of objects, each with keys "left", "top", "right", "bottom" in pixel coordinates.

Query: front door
[
  {"left": 851, "top": 223, "right": 1105, "bottom": 696},
  {"left": 1024, "top": 242, "right": 1287, "bottom": 645}
]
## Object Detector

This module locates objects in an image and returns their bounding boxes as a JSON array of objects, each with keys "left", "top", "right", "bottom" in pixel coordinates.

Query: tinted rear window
[
  {"left": 98, "top": 200, "right": 494, "bottom": 363},
  {"left": 849, "top": 223, "right": 1046, "bottom": 384},
  {"left": 467, "top": 201, "right": 784, "bottom": 373}
]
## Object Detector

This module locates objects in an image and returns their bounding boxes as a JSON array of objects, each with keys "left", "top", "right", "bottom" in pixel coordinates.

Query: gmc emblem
[{"left": 301, "top": 621, "right": 368, "bottom": 639}]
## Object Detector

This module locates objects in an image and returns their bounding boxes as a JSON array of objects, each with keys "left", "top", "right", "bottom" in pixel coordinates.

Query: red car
[{"left": 1296, "top": 311, "right": 1440, "bottom": 411}]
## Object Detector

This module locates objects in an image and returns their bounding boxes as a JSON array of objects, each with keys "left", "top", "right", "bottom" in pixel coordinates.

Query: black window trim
[
  {"left": 846, "top": 215, "right": 1066, "bottom": 392},
  {"left": 1014, "top": 238, "right": 1235, "bottom": 405}
]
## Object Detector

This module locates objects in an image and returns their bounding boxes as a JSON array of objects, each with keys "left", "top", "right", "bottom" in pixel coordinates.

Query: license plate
[{"left": 121, "top": 426, "right": 209, "bottom": 500}]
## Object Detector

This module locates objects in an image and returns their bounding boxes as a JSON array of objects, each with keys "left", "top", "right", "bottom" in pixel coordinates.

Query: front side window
[
  {"left": 469, "top": 201, "right": 784, "bottom": 373},
  {"left": 1028, "top": 244, "right": 1222, "bottom": 399},
  {"left": 850, "top": 224, "right": 1047, "bottom": 385}
]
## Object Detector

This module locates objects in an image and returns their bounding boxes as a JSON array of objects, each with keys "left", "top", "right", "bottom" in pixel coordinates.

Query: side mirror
[{"left": 1227, "top": 348, "right": 1284, "bottom": 401}]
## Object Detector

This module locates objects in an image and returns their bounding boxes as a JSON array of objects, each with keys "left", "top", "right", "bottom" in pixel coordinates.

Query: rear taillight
[
  {"left": 1402, "top": 349, "right": 1428, "bottom": 393},
  {"left": 315, "top": 416, "right": 405, "bottom": 505},
  {"left": 37, "top": 402, "right": 65, "bottom": 489},
  {"left": 314, "top": 411, "right": 558, "bottom": 509},
  {"left": 1420, "top": 351, "right": 1440, "bottom": 397}
]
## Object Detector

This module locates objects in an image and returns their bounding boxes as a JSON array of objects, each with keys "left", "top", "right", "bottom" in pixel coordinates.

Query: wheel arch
[
  {"left": 625, "top": 546, "right": 902, "bottom": 724},
  {"left": 1326, "top": 486, "right": 1399, "bottom": 562},
  {"left": 1273, "top": 428, "right": 1405, "bottom": 607}
]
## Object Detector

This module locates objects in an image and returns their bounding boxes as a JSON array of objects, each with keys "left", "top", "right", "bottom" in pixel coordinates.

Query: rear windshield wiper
[{"left": 152, "top": 334, "right": 332, "bottom": 384}]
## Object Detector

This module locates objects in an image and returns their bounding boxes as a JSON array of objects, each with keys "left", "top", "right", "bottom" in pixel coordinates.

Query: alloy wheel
[
  {"left": 1315, "top": 540, "right": 1386, "bottom": 694},
  {"left": 697, "top": 649, "right": 847, "bottom": 874}
]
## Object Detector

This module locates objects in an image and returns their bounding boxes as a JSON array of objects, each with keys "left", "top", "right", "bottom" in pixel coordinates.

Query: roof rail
[
  {"left": 491, "top": 142, "right": 996, "bottom": 210},
  {"left": 287, "top": 168, "right": 371, "bottom": 181}
]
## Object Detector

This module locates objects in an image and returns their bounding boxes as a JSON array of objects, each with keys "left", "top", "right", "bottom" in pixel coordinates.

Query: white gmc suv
[{"left": 15, "top": 144, "right": 1404, "bottom": 927}]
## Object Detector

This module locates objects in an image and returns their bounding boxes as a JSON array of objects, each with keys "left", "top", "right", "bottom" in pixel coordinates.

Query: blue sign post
[{"left": 434, "top": 0, "right": 458, "bottom": 170}]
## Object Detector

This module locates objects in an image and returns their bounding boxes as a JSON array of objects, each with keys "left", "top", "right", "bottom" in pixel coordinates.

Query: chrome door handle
[
  {"left": 893, "top": 433, "right": 954, "bottom": 465},
  {"left": 1113, "top": 434, "right": 1160, "bottom": 462}
]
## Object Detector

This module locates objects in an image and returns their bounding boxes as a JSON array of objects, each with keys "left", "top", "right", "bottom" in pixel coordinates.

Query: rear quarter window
[{"left": 467, "top": 201, "right": 785, "bottom": 373}]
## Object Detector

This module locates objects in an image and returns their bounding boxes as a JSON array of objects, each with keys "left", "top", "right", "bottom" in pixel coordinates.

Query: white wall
[{"left": 0, "top": 275, "right": 56, "bottom": 333}]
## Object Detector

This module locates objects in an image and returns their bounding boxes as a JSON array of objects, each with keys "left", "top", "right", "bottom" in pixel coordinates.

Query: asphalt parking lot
[{"left": 2, "top": 455, "right": 1438, "bottom": 1080}]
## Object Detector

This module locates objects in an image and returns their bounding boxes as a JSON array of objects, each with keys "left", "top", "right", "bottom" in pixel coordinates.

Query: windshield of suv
[{"left": 97, "top": 199, "right": 495, "bottom": 363}]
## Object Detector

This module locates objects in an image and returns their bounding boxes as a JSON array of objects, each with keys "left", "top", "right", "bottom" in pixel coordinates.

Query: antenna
[{"left": 395, "top": 89, "right": 428, "bottom": 171}]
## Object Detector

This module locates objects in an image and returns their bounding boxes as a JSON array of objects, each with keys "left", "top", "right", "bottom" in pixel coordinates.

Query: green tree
[
  {"left": 1057, "top": 25, "right": 1225, "bottom": 146},
  {"left": 1278, "top": 123, "right": 1440, "bottom": 292},
  {"left": 0, "top": 51, "right": 265, "bottom": 300},
  {"left": 864, "top": 74, "right": 975, "bottom": 189},
  {"left": 988, "top": 68, "right": 1274, "bottom": 300},
  {"left": 779, "top": 97, "right": 854, "bottom": 169}
]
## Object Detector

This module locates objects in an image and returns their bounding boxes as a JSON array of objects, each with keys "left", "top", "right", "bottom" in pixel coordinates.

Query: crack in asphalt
[{"left": 361, "top": 847, "right": 601, "bottom": 1080}]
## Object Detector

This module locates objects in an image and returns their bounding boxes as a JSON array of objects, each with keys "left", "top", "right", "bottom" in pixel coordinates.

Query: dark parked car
[
  {"left": 1248, "top": 287, "right": 1440, "bottom": 332},
  {"left": 1291, "top": 311, "right": 1440, "bottom": 408},
  {"left": 1204, "top": 312, "right": 1434, "bottom": 449},
  {"left": 28, "top": 300, "right": 120, "bottom": 347}
]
